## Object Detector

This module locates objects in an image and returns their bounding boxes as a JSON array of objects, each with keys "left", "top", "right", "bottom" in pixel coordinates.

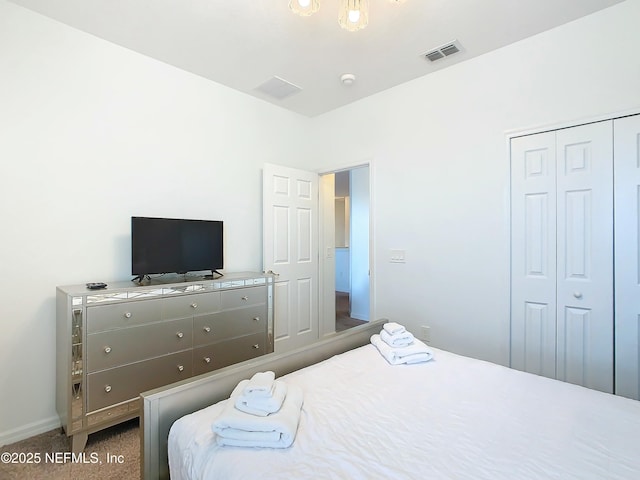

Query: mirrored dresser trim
[{"left": 56, "top": 272, "right": 274, "bottom": 453}]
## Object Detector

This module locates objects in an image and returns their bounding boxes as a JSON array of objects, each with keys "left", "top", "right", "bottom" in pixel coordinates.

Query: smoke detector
[
  {"left": 423, "top": 40, "right": 462, "bottom": 62},
  {"left": 340, "top": 73, "right": 356, "bottom": 86}
]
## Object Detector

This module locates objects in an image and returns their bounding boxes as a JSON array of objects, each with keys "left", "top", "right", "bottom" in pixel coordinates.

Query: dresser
[{"left": 56, "top": 272, "right": 273, "bottom": 452}]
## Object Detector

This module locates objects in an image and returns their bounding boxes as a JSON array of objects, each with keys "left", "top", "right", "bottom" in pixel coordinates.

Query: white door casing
[
  {"left": 319, "top": 173, "right": 336, "bottom": 337},
  {"left": 263, "top": 163, "right": 319, "bottom": 353},
  {"left": 614, "top": 114, "right": 640, "bottom": 399}
]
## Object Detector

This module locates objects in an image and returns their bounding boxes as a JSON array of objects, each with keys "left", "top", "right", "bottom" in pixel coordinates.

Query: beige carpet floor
[
  {"left": 335, "top": 292, "right": 367, "bottom": 331},
  {"left": 0, "top": 419, "right": 139, "bottom": 480}
]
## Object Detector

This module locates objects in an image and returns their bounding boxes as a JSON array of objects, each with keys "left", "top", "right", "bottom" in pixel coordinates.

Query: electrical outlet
[{"left": 420, "top": 325, "right": 431, "bottom": 344}]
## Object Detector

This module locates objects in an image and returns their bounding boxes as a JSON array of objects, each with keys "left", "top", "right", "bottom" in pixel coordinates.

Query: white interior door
[
  {"left": 555, "top": 121, "right": 613, "bottom": 393},
  {"left": 614, "top": 114, "right": 640, "bottom": 399},
  {"left": 263, "top": 163, "right": 319, "bottom": 353},
  {"left": 510, "top": 131, "right": 558, "bottom": 378},
  {"left": 511, "top": 121, "right": 614, "bottom": 394}
]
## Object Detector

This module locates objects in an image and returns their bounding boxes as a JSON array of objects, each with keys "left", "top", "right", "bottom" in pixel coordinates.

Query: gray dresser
[{"left": 56, "top": 272, "right": 274, "bottom": 452}]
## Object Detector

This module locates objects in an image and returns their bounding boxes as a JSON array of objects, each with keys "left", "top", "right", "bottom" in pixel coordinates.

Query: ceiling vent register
[{"left": 424, "top": 41, "right": 462, "bottom": 62}]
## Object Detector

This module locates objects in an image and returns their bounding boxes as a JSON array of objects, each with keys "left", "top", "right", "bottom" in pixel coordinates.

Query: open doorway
[{"left": 333, "top": 167, "right": 369, "bottom": 332}]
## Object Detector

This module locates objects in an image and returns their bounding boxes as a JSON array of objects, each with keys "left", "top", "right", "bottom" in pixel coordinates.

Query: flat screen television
[{"left": 131, "top": 216, "right": 223, "bottom": 280}]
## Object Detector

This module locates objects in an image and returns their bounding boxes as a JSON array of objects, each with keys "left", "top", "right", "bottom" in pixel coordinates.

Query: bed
[{"left": 141, "top": 320, "right": 640, "bottom": 479}]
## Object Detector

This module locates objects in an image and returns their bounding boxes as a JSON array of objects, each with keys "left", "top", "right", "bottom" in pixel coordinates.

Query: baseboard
[
  {"left": 0, "top": 415, "right": 61, "bottom": 447},
  {"left": 350, "top": 312, "right": 370, "bottom": 322}
]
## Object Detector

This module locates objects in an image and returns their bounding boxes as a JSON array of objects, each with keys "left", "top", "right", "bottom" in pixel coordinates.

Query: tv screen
[{"left": 131, "top": 216, "right": 223, "bottom": 277}]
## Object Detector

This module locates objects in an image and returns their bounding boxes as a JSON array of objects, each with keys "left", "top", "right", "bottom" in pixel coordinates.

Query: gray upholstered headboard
[{"left": 140, "top": 319, "right": 385, "bottom": 480}]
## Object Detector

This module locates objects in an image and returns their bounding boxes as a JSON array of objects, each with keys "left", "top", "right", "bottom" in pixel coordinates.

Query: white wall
[
  {"left": 349, "top": 166, "right": 370, "bottom": 321},
  {"left": 0, "top": 0, "right": 310, "bottom": 444},
  {"left": 3, "top": 0, "right": 640, "bottom": 445},
  {"left": 309, "top": 1, "right": 640, "bottom": 366}
]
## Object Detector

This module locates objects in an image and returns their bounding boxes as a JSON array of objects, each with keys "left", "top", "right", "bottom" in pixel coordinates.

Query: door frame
[{"left": 317, "top": 159, "right": 376, "bottom": 338}]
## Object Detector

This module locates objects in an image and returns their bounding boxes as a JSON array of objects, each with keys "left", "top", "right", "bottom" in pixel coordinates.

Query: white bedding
[{"left": 168, "top": 345, "right": 640, "bottom": 479}]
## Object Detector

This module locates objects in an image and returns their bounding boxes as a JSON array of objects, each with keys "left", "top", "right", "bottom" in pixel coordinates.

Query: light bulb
[
  {"left": 338, "top": 0, "right": 369, "bottom": 31},
  {"left": 289, "top": 0, "right": 319, "bottom": 16}
]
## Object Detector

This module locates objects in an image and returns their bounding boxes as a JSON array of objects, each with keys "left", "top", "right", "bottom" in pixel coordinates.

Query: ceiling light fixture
[
  {"left": 290, "top": 0, "right": 404, "bottom": 32},
  {"left": 289, "top": 0, "right": 320, "bottom": 17},
  {"left": 338, "top": 0, "right": 369, "bottom": 32}
]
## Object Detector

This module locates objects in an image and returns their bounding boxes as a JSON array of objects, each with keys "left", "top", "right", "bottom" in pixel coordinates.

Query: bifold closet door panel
[
  {"left": 614, "top": 114, "right": 640, "bottom": 400},
  {"left": 510, "top": 131, "right": 557, "bottom": 378},
  {"left": 555, "top": 121, "right": 613, "bottom": 394}
]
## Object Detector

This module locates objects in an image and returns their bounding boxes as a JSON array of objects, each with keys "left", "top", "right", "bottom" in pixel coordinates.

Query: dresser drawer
[
  {"left": 86, "top": 317, "right": 193, "bottom": 373},
  {"left": 162, "top": 291, "right": 220, "bottom": 320},
  {"left": 193, "top": 305, "right": 267, "bottom": 346},
  {"left": 86, "top": 350, "right": 192, "bottom": 413},
  {"left": 192, "top": 332, "right": 267, "bottom": 376},
  {"left": 86, "top": 299, "right": 162, "bottom": 333},
  {"left": 221, "top": 286, "right": 266, "bottom": 310}
]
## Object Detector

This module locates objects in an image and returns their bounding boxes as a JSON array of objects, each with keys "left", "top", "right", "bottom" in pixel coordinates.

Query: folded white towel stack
[
  {"left": 243, "top": 371, "right": 276, "bottom": 398},
  {"left": 371, "top": 334, "right": 434, "bottom": 365},
  {"left": 235, "top": 380, "right": 288, "bottom": 417},
  {"left": 382, "top": 322, "right": 406, "bottom": 335},
  {"left": 212, "top": 380, "right": 304, "bottom": 448},
  {"left": 380, "top": 328, "right": 415, "bottom": 347}
]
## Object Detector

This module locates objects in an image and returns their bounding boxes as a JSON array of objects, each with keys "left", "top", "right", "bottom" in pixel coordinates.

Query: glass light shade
[
  {"left": 289, "top": 0, "right": 320, "bottom": 17},
  {"left": 338, "top": 0, "right": 369, "bottom": 32}
]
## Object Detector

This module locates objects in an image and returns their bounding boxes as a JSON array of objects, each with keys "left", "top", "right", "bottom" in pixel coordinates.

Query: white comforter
[{"left": 168, "top": 345, "right": 640, "bottom": 479}]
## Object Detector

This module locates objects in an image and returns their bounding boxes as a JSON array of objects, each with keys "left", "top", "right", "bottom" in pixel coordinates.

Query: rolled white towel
[
  {"left": 235, "top": 380, "right": 288, "bottom": 417},
  {"left": 212, "top": 380, "right": 304, "bottom": 448},
  {"left": 382, "top": 322, "right": 406, "bottom": 335},
  {"left": 243, "top": 371, "right": 275, "bottom": 398},
  {"left": 380, "top": 329, "right": 415, "bottom": 347},
  {"left": 370, "top": 334, "right": 433, "bottom": 365}
]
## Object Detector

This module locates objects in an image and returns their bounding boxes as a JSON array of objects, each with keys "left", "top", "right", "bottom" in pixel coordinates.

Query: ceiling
[{"left": 8, "top": 0, "right": 624, "bottom": 117}]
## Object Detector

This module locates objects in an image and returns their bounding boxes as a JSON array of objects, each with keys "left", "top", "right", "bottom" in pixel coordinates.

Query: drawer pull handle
[
  {"left": 253, "top": 344, "right": 260, "bottom": 349},
  {"left": 573, "top": 291, "right": 583, "bottom": 299},
  {"left": 177, "top": 365, "right": 184, "bottom": 372},
  {"left": 104, "top": 346, "right": 112, "bottom": 354},
  {"left": 191, "top": 303, "right": 198, "bottom": 309},
  {"left": 124, "top": 312, "right": 132, "bottom": 319},
  {"left": 105, "top": 385, "right": 112, "bottom": 393},
  {"left": 253, "top": 316, "right": 260, "bottom": 322},
  {"left": 204, "top": 357, "right": 211, "bottom": 364},
  {"left": 203, "top": 326, "right": 211, "bottom": 333},
  {"left": 176, "top": 332, "right": 184, "bottom": 339},
  {"left": 241, "top": 296, "right": 249, "bottom": 301}
]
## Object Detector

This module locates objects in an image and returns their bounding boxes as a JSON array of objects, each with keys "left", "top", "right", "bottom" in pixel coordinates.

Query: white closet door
[
  {"left": 614, "top": 114, "right": 640, "bottom": 399},
  {"left": 510, "top": 132, "right": 557, "bottom": 378},
  {"left": 555, "top": 121, "right": 613, "bottom": 393}
]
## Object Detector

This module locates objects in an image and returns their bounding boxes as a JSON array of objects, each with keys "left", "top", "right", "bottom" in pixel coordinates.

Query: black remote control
[{"left": 86, "top": 282, "right": 108, "bottom": 290}]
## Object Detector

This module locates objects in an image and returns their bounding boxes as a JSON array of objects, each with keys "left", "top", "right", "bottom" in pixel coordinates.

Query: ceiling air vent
[
  {"left": 255, "top": 76, "right": 302, "bottom": 100},
  {"left": 423, "top": 40, "right": 462, "bottom": 62}
]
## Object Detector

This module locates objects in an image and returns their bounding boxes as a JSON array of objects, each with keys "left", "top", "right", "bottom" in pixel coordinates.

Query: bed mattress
[{"left": 168, "top": 345, "right": 640, "bottom": 479}]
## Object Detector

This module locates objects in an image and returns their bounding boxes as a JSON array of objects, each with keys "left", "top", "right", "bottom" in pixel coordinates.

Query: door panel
[
  {"left": 263, "top": 163, "right": 319, "bottom": 353},
  {"left": 511, "top": 132, "right": 557, "bottom": 378},
  {"left": 614, "top": 114, "right": 640, "bottom": 399},
  {"left": 557, "top": 306, "right": 592, "bottom": 387},
  {"left": 555, "top": 121, "right": 613, "bottom": 393}
]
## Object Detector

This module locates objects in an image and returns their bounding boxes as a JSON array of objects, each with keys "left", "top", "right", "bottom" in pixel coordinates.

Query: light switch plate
[{"left": 390, "top": 249, "right": 406, "bottom": 263}]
